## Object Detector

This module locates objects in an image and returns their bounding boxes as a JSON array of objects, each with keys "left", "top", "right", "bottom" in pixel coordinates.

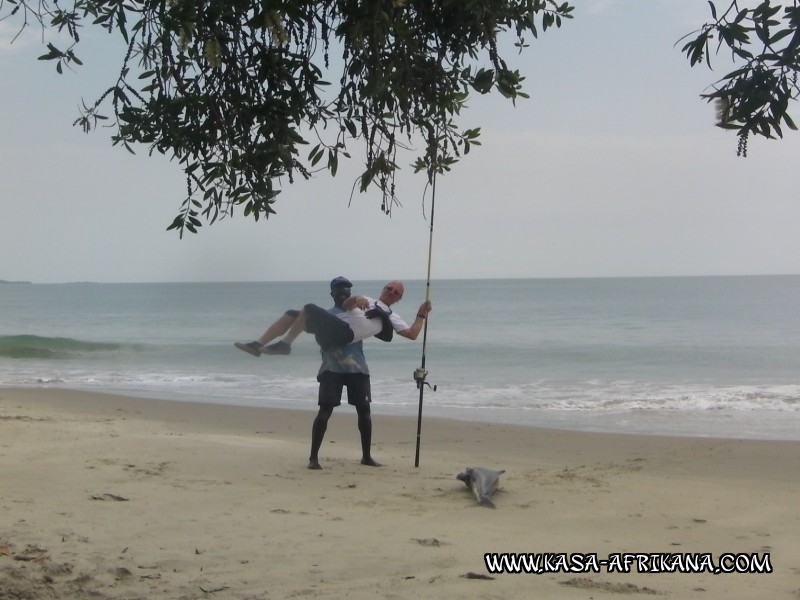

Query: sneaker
[
  {"left": 261, "top": 341, "right": 291, "bottom": 355},
  {"left": 234, "top": 341, "right": 263, "bottom": 357}
]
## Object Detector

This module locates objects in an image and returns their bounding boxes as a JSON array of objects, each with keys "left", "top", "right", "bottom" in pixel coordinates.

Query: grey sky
[{"left": 2, "top": 1, "right": 799, "bottom": 283}]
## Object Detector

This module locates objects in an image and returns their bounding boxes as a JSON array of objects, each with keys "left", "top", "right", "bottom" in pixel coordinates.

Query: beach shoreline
[
  {"left": 2, "top": 387, "right": 798, "bottom": 599},
  {"left": 7, "top": 382, "right": 800, "bottom": 443}
]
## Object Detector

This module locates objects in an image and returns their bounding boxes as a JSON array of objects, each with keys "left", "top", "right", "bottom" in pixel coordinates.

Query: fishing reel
[{"left": 413, "top": 368, "right": 437, "bottom": 391}]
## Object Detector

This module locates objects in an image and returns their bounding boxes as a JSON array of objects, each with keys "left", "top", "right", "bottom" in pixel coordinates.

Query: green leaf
[
  {"left": 769, "top": 28, "right": 794, "bottom": 45},
  {"left": 471, "top": 69, "right": 494, "bottom": 94},
  {"left": 328, "top": 150, "right": 338, "bottom": 176}
]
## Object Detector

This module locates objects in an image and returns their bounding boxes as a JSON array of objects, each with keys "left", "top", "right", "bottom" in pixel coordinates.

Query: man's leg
[
  {"left": 356, "top": 403, "right": 381, "bottom": 467},
  {"left": 309, "top": 372, "right": 343, "bottom": 469},
  {"left": 256, "top": 310, "right": 300, "bottom": 345},
  {"left": 259, "top": 308, "right": 310, "bottom": 355},
  {"left": 308, "top": 405, "right": 333, "bottom": 470},
  {"left": 347, "top": 375, "right": 381, "bottom": 467},
  {"left": 263, "top": 304, "right": 353, "bottom": 354},
  {"left": 235, "top": 310, "right": 299, "bottom": 356},
  {"left": 278, "top": 308, "right": 308, "bottom": 345}
]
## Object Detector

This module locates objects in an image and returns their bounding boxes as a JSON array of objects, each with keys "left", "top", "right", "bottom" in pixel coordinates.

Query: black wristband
[{"left": 417, "top": 313, "right": 426, "bottom": 319}]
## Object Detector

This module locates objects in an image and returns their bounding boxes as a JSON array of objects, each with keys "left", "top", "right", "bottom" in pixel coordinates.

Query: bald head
[{"left": 379, "top": 280, "right": 405, "bottom": 305}]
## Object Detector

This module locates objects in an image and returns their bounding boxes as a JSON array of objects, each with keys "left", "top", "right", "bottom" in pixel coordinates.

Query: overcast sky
[{"left": 2, "top": 0, "right": 799, "bottom": 284}]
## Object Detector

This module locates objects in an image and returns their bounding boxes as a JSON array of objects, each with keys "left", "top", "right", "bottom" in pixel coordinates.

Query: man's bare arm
[{"left": 397, "top": 301, "right": 432, "bottom": 340}]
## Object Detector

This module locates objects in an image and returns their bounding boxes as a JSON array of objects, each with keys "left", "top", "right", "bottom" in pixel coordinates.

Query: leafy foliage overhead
[
  {"left": 2, "top": 0, "right": 574, "bottom": 235},
  {"left": 680, "top": 0, "right": 800, "bottom": 156}
]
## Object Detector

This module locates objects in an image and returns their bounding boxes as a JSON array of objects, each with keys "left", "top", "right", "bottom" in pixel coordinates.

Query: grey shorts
[{"left": 303, "top": 304, "right": 355, "bottom": 351}]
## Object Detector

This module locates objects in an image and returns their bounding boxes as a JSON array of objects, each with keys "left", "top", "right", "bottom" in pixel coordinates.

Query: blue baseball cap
[{"left": 330, "top": 276, "right": 353, "bottom": 289}]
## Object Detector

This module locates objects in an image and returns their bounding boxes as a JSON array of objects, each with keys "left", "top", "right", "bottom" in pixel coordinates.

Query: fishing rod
[{"left": 414, "top": 161, "right": 438, "bottom": 468}]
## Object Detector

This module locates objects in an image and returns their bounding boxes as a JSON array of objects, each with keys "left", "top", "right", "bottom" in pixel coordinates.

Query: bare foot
[
  {"left": 308, "top": 460, "right": 322, "bottom": 470},
  {"left": 361, "top": 457, "right": 382, "bottom": 467}
]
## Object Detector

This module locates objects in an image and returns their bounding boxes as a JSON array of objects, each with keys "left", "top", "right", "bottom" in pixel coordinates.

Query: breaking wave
[{"left": 0, "top": 335, "right": 123, "bottom": 359}]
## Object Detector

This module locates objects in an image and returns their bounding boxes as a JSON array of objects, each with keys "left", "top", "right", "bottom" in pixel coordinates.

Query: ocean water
[{"left": 1, "top": 276, "right": 800, "bottom": 440}]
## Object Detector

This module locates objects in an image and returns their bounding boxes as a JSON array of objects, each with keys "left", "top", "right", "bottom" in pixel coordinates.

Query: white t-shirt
[{"left": 336, "top": 298, "right": 410, "bottom": 343}]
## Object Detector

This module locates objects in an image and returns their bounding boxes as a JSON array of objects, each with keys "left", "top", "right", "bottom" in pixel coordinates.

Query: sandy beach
[{"left": 1, "top": 388, "right": 798, "bottom": 599}]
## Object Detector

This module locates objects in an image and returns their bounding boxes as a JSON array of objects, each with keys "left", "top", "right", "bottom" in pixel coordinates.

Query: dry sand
[{"left": 1, "top": 387, "right": 798, "bottom": 599}]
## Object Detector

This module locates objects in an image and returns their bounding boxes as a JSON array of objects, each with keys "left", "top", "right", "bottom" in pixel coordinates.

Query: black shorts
[
  {"left": 317, "top": 372, "right": 371, "bottom": 407},
  {"left": 303, "top": 304, "right": 354, "bottom": 351}
]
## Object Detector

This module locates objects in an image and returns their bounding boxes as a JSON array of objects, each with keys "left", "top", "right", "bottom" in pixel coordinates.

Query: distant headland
[{"left": 0, "top": 280, "right": 32, "bottom": 284}]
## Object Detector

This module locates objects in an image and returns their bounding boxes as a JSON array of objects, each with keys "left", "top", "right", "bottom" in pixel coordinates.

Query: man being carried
[{"left": 235, "top": 279, "right": 431, "bottom": 356}]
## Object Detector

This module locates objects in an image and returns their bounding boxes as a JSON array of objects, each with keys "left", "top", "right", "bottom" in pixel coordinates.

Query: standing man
[{"left": 309, "top": 276, "right": 381, "bottom": 470}]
